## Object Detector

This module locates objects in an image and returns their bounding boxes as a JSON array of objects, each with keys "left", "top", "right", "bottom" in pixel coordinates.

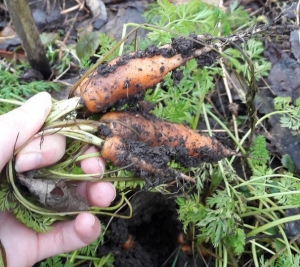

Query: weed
[
  {"left": 0, "top": 67, "right": 61, "bottom": 114},
  {"left": 274, "top": 96, "right": 300, "bottom": 130}
]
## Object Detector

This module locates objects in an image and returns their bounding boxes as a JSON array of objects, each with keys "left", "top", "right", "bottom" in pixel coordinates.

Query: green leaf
[
  {"left": 40, "top": 32, "right": 60, "bottom": 46},
  {"left": 40, "top": 255, "right": 73, "bottom": 267},
  {"left": 249, "top": 135, "right": 269, "bottom": 167},
  {"left": 224, "top": 228, "right": 245, "bottom": 255},
  {"left": 76, "top": 32, "right": 101, "bottom": 60},
  {"left": 281, "top": 154, "right": 295, "bottom": 173},
  {"left": 0, "top": 181, "right": 55, "bottom": 233}
]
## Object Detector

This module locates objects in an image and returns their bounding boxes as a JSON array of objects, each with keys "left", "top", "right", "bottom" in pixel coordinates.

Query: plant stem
[
  {"left": 191, "top": 81, "right": 205, "bottom": 130},
  {"left": 6, "top": 0, "right": 51, "bottom": 79},
  {"left": 247, "top": 214, "right": 300, "bottom": 237}
]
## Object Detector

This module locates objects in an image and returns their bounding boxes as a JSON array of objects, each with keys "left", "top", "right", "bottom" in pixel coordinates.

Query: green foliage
[
  {"left": 112, "top": 170, "right": 145, "bottom": 191},
  {"left": 260, "top": 253, "right": 300, "bottom": 267},
  {"left": 40, "top": 227, "right": 115, "bottom": 267},
  {"left": 281, "top": 154, "right": 295, "bottom": 173},
  {"left": 144, "top": 0, "right": 219, "bottom": 43},
  {"left": 176, "top": 194, "right": 206, "bottom": 233},
  {"left": 95, "top": 33, "right": 118, "bottom": 59},
  {"left": 76, "top": 32, "right": 102, "bottom": 60},
  {"left": 274, "top": 96, "right": 300, "bottom": 131},
  {"left": 0, "top": 181, "right": 55, "bottom": 232},
  {"left": 0, "top": 0, "right": 282, "bottom": 266},
  {"left": 249, "top": 135, "right": 269, "bottom": 167},
  {"left": 176, "top": 191, "right": 245, "bottom": 255},
  {"left": 40, "top": 256, "right": 73, "bottom": 267},
  {"left": 78, "top": 239, "right": 99, "bottom": 257},
  {"left": 145, "top": 60, "right": 219, "bottom": 125},
  {"left": 142, "top": 0, "right": 265, "bottom": 126},
  {"left": 221, "top": 1, "right": 253, "bottom": 34},
  {"left": 273, "top": 174, "right": 300, "bottom": 206},
  {"left": 97, "top": 253, "right": 115, "bottom": 267},
  {"left": 143, "top": 0, "right": 250, "bottom": 44},
  {"left": 40, "top": 32, "right": 60, "bottom": 46},
  {"left": 0, "top": 69, "right": 61, "bottom": 114},
  {"left": 274, "top": 96, "right": 293, "bottom": 110},
  {"left": 224, "top": 39, "right": 272, "bottom": 82},
  {"left": 224, "top": 228, "right": 246, "bottom": 255},
  {"left": 196, "top": 190, "right": 245, "bottom": 254},
  {"left": 246, "top": 135, "right": 300, "bottom": 205},
  {"left": 76, "top": 32, "right": 117, "bottom": 65},
  {"left": 46, "top": 44, "right": 76, "bottom": 75}
]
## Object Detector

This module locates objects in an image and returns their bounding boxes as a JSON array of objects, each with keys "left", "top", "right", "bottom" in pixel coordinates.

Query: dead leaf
[
  {"left": 17, "top": 171, "right": 88, "bottom": 212},
  {"left": 267, "top": 52, "right": 300, "bottom": 102},
  {"left": 290, "top": 30, "right": 300, "bottom": 62}
]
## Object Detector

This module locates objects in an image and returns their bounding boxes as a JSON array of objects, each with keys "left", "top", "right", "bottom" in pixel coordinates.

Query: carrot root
[
  {"left": 78, "top": 36, "right": 211, "bottom": 113},
  {"left": 101, "top": 136, "right": 195, "bottom": 184},
  {"left": 99, "top": 111, "right": 235, "bottom": 167}
]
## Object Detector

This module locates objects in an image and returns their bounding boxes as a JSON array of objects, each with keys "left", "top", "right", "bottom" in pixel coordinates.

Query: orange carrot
[
  {"left": 78, "top": 46, "right": 198, "bottom": 113},
  {"left": 99, "top": 111, "right": 234, "bottom": 167}
]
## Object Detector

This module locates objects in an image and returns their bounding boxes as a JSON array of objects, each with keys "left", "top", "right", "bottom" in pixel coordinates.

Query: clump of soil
[{"left": 111, "top": 137, "right": 184, "bottom": 186}]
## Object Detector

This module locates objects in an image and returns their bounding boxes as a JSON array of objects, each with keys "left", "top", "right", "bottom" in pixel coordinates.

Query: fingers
[
  {"left": 78, "top": 146, "right": 116, "bottom": 207},
  {"left": 77, "top": 181, "right": 116, "bottom": 207},
  {"left": 15, "top": 134, "right": 66, "bottom": 172},
  {"left": 0, "top": 92, "right": 52, "bottom": 171},
  {"left": 36, "top": 212, "right": 101, "bottom": 262},
  {"left": 80, "top": 146, "right": 105, "bottom": 175}
]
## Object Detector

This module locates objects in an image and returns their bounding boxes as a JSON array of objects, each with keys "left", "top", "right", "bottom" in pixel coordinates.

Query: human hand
[{"left": 0, "top": 92, "right": 116, "bottom": 267}]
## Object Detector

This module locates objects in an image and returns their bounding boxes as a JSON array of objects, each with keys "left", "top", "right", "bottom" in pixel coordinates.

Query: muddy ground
[{"left": 1, "top": 0, "right": 299, "bottom": 266}]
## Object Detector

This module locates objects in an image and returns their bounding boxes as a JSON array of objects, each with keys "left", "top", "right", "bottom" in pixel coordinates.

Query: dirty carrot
[
  {"left": 79, "top": 53, "right": 186, "bottom": 112},
  {"left": 78, "top": 36, "right": 209, "bottom": 113},
  {"left": 100, "top": 136, "right": 195, "bottom": 183},
  {"left": 99, "top": 111, "right": 235, "bottom": 167}
]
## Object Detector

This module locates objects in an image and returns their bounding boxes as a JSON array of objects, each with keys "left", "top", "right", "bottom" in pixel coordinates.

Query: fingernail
[
  {"left": 86, "top": 213, "right": 96, "bottom": 227},
  {"left": 107, "top": 182, "right": 116, "bottom": 202},
  {"left": 15, "top": 153, "right": 43, "bottom": 172},
  {"left": 97, "top": 158, "right": 104, "bottom": 178}
]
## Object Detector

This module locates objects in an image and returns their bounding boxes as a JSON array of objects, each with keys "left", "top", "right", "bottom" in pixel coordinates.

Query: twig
[{"left": 58, "top": 0, "right": 85, "bottom": 61}]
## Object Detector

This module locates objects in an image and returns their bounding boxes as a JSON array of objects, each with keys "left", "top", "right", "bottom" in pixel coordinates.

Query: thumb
[
  {"left": 0, "top": 92, "right": 52, "bottom": 171},
  {"left": 35, "top": 212, "right": 101, "bottom": 263}
]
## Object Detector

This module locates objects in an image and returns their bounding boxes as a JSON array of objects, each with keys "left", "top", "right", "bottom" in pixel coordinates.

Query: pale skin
[{"left": 0, "top": 92, "right": 116, "bottom": 267}]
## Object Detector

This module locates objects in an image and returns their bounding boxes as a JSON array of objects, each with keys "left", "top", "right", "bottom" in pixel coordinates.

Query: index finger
[{"left": 0, "top": 92, "right": 52, "bottom": 171}]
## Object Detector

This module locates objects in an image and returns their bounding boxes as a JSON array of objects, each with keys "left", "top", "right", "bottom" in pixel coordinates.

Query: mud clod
[
  {"left": 196, "top": 50, "right": 219, "bottom": 68},
  {"left": 171, "top": 69, "right": 184, "bottom": 85},
  {"left": 97, "top": 63, "right": 118, "bottom": 77},
  {"left": 145, "top": 44, "right": 162, "bottom": 57},
  {"left": 171, "top": 36, "right": 195, "bottom": 58},
  {"left": 116, "top": 139, "right": 179, "bottom": 185}
]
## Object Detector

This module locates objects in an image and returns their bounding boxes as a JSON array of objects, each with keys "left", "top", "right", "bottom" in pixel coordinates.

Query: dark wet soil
[{"left": 98, "top": 192, "right": 205, "bottom": 267}]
